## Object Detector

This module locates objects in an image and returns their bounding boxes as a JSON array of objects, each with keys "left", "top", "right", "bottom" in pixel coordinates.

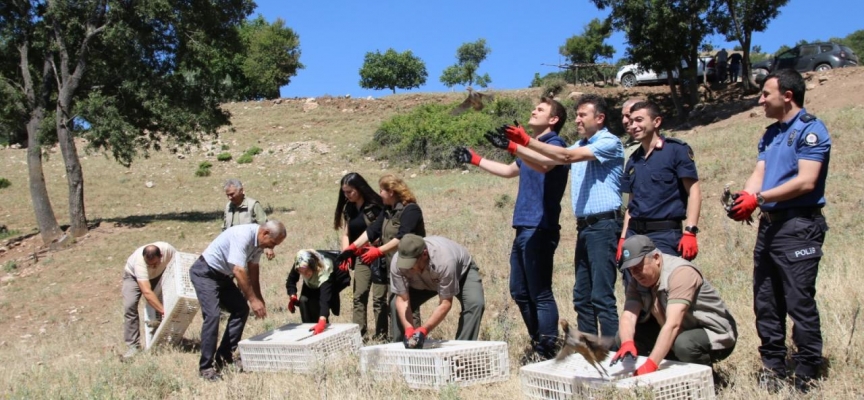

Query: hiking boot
[
  {"left": 793, "top": 375, "right": 817, "bottom": 394},
  {"left": 757, "top": 369, "right": 786, "bottom": 393},
  {"left": 121, "top": 346, "right": 139, "bottom": 361},
  {"left": 199, "top": 368, "right": 222, "bottom": 382}
]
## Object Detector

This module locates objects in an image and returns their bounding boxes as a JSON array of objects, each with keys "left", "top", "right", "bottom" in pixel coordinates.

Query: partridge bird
[
  {"left": 556, "top": 319, "right": 614, "bottom": 377},
  {"left": 450, "top": 87, "right": 494, "bottom": 116}
]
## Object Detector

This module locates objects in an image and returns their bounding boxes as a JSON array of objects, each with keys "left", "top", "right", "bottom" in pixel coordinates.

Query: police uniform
[
  {"left": 622, "top": 135, "right": 698, "bottom": 255},
  {"left": 753, "top": 110, "right": 830, "bottom": 380}
]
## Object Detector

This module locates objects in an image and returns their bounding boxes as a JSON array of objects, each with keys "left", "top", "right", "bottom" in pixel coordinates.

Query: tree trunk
[
  {"left": 55, "top": 99, "right": 88, "bottom": 238},
  {"left": 666, "top": 71, "right": 684, "bottom": 118},
  {"left": 741, "top": 33, "right": 757, "bottom": 93}
]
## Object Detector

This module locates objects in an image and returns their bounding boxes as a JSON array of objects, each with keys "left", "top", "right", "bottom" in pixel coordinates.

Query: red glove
[
  {"left": 338, "top": 258, "right": 353, "bottom": 272},
  {"left": 310, "top": 319, "right": 327, "bottom": 335},
  {"left": 678, "top": 231, "right": 698, "bottom": 260},
  {"left": 502, "top": 120, "right": 530, "bottom": 146},
  {"left": 360, "top": 246, "right": 384, "bottom": 264},
  {"left": 635, "top": 358, "right": 658, "bottom": 376},
  {"left": 729, "top": 191, "right": 758, "bottom": 221},
  {"left": 404, "top": 326, "right": 415, "bottom": 339},
  {"left": 287, "top": 295, "right": 298, "bottom": 314},
  {"left": 610, "top": 340, "right": 638, "bottom": 366},
  {"left": 615, "top": 238, "right": 625, "bottom": 262}
]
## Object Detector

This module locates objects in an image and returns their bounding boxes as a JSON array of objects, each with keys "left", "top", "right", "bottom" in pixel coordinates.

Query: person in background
[{"left": 222, "top": 178, "right": 273, "bottom": 260}]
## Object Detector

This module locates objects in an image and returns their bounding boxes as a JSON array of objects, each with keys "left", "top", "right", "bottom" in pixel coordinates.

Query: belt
[
  {"left": 576, "top": 210, "right": 621, "bottom": 230},
  {"left": 629, "top": 219, "right": 682, "bottom": 232},
  {"left": 761, "top": 207, "right": 823, "bottom": 224}
]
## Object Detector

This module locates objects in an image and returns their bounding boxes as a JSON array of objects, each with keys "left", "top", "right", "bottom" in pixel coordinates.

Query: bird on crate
[
  {"left": 450, "top": 86, "right": 495, "bottom": 116},
  {"left": 556, "top": 320, "right": 614, "bottom": 377}
]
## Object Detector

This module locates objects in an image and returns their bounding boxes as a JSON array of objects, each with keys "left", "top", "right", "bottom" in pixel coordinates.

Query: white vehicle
[{"left": 615, "top": 57, "right": 715, "bottom": 88}]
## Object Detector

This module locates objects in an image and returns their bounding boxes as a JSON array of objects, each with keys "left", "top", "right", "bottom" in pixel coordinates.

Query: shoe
[
  {"left": 757, "top": 369, "right": 786, "bottom": 393},
  {"left": 793, "top": 375, "right": 816, "bottom": 394},
  {"left": 121, "top": 346, "right": 139, "bottom": 361},
  {"left": 199, "top": 368, "right": 222, "bottom": 382},
  {"left": 215, "top": 355, "right": 243, "bottom": 373}
]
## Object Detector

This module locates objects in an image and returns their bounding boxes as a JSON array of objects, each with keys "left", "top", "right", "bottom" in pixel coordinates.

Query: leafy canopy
[
  {"left": 359, "top": 48, "right": 428, "bottom": 93},
  {"left": 440, "top": 39, "right": 492, "bottom": 88},
  {"left": 560, "top": 18, "right": 615, "bottom": 64}
]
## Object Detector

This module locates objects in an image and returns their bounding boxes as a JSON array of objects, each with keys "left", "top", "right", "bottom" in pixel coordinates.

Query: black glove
[
  {"left": 484, "top": 130, "right": 511, "bottom": 151},
  {"left": 453, "top": 147, "right": 481, "bottom": 165}
]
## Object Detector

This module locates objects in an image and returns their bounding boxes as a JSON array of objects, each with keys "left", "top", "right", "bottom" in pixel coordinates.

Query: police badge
[{"left": 804, "top": 132, "right": 818, "bottom": 146}]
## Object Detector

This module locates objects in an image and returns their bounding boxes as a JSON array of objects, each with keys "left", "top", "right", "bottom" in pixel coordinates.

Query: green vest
[{"left": 381, "top": 202, "right": 425, "bottom": 266}]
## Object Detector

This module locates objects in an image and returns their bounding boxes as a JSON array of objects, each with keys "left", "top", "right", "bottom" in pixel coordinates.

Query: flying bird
[
  {"left": 556, "top": 319, "right": 614, "bottom": 377},
  {"left": 450, "top": 87, "right": 495, "bottom": 116}
]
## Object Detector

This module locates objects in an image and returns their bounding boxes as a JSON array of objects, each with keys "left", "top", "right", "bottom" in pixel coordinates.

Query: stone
[
  {"left": 366, "top": 96, "right": 374, "bottom": 100},
  {"left": 305, "top": 97, "right": 316, "bottom": 103},
  {"left": 818, "top": 76, "right": 828, "bottom": 84},
  {"left": 806, "top": 83, "right": 816, "bottom": 90},
  {"left": 176, "top": 154, "right": 185, "bottom": 159},
  {"left": 567, "top": 91, "right": 584, "bottom": 100},
  {"left": 272, "top": 98, "right": 283, "bottom": 105},
  {"left": 145, "top": 181, "right": 155, "bottom": 188},
  {"left": 750, "top": 112, "right": 759, "bottom": 118},
  {"left": 302, "top": 102, "right": 319, "bottom": 112},
  {"left": 345, "top": 94, "right": 351, "bottom": 99}
]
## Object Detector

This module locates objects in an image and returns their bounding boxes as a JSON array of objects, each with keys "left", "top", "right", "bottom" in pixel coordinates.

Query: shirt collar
[
  {"left": 778, "top": 109, "right": 806, "bottom": 131},
  {"left": 580, "top": 127, "right": 610, "bottom": 145}
]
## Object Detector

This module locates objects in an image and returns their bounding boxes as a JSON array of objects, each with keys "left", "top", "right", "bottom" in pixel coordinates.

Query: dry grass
[{"left": 1, "top": 91, "right": 863, "bottom": 399}]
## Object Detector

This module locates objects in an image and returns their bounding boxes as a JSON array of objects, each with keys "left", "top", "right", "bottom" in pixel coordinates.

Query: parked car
[
  {"left": 615, "top": 57, "right": 715, "bottom": 88},
  {"left": 752, "top": 42, "right": 859, "bottom": 76}
]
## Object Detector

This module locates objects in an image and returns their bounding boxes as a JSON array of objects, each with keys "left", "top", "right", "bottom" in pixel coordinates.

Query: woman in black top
[{"left": 333, "top": 173, "right": 385, "bottom": 338}]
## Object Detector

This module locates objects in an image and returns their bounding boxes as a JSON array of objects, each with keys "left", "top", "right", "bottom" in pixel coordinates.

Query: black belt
[
  {"left": 629, "top": 219, "right": 682, "bottom": 232},
  {"left": 576, "top": 210, "right": 621, "bottom": 230},
  {"left": 761, "top": 207, "right": 823, "bottom": 224}
]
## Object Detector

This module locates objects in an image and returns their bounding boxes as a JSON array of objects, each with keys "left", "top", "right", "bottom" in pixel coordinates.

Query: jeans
[
  {"left": 189, "top": 258, "right": 249, "bottom": 371},
  {"left": 510, "top": 227, "right": 560, "bottom": 358},
  {"left": 573, "top": 218, "right": 620, "bottom": 337}
]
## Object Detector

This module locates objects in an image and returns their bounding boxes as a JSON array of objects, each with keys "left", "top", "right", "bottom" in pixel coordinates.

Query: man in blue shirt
[
  {"left": 189, "top": 220, "right": 287, "bottom": 381},
  {"left": 499, "top": 94, "right": 623, "bottom": 340},
  {"left": 728, "top": 69, "right": 830, "bottom": 394},
  {"left": 618, "top": 101, "right": 702, "bottom": 267},
  {"left": 454, "top": 97, "right": 569, "bottom": 360}
]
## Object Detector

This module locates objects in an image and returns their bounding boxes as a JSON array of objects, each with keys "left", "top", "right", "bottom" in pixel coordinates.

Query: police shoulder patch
[
  {"left": 799, "top": 113, "right": 817, "bottom": 122},
  {"left": 804, "top": 132, "right": 819, "bottom": 146}
]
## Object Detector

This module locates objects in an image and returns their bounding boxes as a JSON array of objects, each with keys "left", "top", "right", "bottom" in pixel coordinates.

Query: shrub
[
  {"left": 236, "top": 153, "right": 253, "bottom": 164},
  {"left": 195, "top": 161, "right": 212, "bottom": 177},
  {"left": 4, "top": 261, "right": 17, "bottom": 273},
  {"left": 220, "top": 144, "right": 230, "bottom": 150},
  {"left": 244, "top": 146, "right": 263, "bottom": 156},
  {"left": 0, "top": 178, "right": 10, "bottom": 189},
  {"left": 542, "top": 77, "right": 568, "bottom": 98},
  {"left": 216, "top": 152, "right": 232, "bottom": 162}
]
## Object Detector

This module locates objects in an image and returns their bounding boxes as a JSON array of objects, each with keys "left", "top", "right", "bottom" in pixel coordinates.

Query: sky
[{"left": 253, "top": 0, "right": 864, "bottom": 99}]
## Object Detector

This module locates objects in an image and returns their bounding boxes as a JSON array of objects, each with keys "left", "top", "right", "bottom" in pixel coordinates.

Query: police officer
[
  {"left": 728, "top": 69, "right": 830, "bottom": 394},
  {"left": 618, "top": 101, "right": 702, "bottom": 268}
]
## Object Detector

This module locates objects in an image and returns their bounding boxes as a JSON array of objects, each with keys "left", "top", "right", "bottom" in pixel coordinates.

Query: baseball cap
[
  {"left": 619, "top": 235, "right": 657, "bottom": 270},
  {"left": 396, "top": 234, "right": 427, "bottom": 270}
]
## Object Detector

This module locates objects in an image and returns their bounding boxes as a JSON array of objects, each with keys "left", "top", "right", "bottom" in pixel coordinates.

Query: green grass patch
[
  {"left": 0, "top": 178, "right": 10, "bottom": 189},
  {"left": 236, "top": 153, "right": 254, "bottom": 164},
  {"left": 194, "top": 161, "right": 212, "bottom": 177},
  {"left": 221, "top": 144, "right": 230, "bottom": 150},
  {"left": 0, "top": 229, "right": 20, "bottom": 241},
  {"left": 216, "top": 152, "right": 232, "bottom": 162},
  {"left": 244, "top": 146, "right": 263, "bottom": 156},
  {"left": 3, "top": 261, "right": 17, "bottom": 273}
]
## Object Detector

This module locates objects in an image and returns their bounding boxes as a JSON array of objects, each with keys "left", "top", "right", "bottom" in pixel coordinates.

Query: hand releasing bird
[
  {"left": 556, "top": 320, "right": 614, "bottom": 377},
  {"left": 450, "top": 87, "right": 495, "bottom": 116}
]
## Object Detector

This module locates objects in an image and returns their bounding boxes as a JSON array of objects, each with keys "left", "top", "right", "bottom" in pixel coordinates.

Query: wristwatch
[
  {"left": 756, "top": 193, "right": 765, "bottom": 206},
  {"left": 684, "top": 225, "right": 699, "bottom": 235}
]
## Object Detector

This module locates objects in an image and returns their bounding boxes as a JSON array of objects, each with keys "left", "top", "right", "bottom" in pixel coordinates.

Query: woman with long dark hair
[{"left": 333, "top": 173, "right": 386, "bottom": 338}]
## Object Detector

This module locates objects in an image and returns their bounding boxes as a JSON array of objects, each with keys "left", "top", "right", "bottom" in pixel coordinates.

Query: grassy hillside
[{"left": 1, "top": 71, "right": 863, "bottom": 399}]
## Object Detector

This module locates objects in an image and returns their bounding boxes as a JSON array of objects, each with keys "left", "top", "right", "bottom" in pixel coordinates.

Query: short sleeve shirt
[
  {"left": 757, "top": 109, "right": 831, "bottom": 211},
  {"left": 622, "top": 136, "right": 698, "bottom": 220},
  {"left": 390, "top": 236, "right": 472, "bottom": 298},
  {"left": 625, "top": 265, "right": 702, "bottom": 326},
  {"left": 124, "top": 242, "right": 176, "bottom": 280},
  {"left": 569, "top": 128, "right": 624, "bottom": 217},
  {"left": 202, "top": 225, "right": 263, "bottom": 277},
  {"left": 513, "top": 132, "right": 569, "bottom": 229}
]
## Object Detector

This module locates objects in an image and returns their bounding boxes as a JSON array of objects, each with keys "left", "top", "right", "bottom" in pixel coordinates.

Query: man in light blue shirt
[
  {"left": 507, "top": 94, "right": 624, "bottom": 339},
  {"left": 190, "top": 220, "right": 286, "bottom": 381}
]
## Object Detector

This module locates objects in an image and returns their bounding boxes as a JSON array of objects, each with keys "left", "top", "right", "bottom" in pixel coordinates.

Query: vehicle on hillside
[
  {"left": 752, "top": 42, "right": 858, "bottom": 77},
  {"left": 615, "top": 57, "right": 715, "bottom": 88}
]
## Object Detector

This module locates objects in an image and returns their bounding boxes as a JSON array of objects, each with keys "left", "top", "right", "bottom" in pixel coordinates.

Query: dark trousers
[
  {"left": 390, "top": 263, "right": 485, "bottom": 341},
  {"left": 629, "top": 316, "right": 734, "bottom": 366},
  {"left": 624, "top": 228, "right": 682, "bottom": 290},
  {"left": 573, "top": 218, "right": 620, "bottom": 337},
  {"left": 189, "top": 258, "right": 249, "bottom": 371},
  {"left": 754, "top": 215, "right": 827, "bottom": 378},
  {"left": 510, "top": 227, "right": 560, "bottom": 358}
]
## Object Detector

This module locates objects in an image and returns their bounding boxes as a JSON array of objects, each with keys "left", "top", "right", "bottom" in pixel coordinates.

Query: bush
[
  {"left": 216, "top": 152, "right": 232, "bottom": 162},
  {"left": 220, "top": 144, "right": 230, "bottom": 150},
  {"left": 244, "top": 146, "right": 263, "bottom": 156},
  {"left": 236, "top": 153, "right": 253, "bottom": 164},
  {"left": 542, "top": 78, "right": 568, "bottom": 98},
  {"left": 195, "top": 161, "right": 212, "bottom": 177},
  {"left": 0, "top": 178, "right": 10, "bottom": 189}
]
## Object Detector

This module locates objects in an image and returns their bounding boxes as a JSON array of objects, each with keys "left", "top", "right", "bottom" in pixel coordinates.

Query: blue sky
[{"left": 253, "top": 0, "right": 863, "bottom": 99}]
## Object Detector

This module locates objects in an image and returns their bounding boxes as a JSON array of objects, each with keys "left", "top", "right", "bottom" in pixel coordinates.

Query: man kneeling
[
  {"left": 611, "top": 235, "right": 737, "bottom": 375},
  {"left": 390, "top": 234, "right": 486, "bottom": 348}
]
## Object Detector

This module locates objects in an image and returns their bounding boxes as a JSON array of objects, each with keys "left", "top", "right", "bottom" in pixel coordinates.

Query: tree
[
  {"left": 1, "top": 0, "right": 259, "bottom": 243},
  {"left": 233, "top": 15, "right": 304, "bottom": 100},
  {"left": 593, "top": 0, "right": 713, "bottom": 116},
  {"left": 839, "top": 29, "right": 864, "bottom": 57},
  {"left": 358, "top": 48, "right": 427, "bottom": 93},
  {"left": 560, "top": 18, "right": 615, "bottom": 64},
  {"left": 708, "top": 0, "right": 791, "bottom": 92},
  {"left": 440, "top": 39, "right": 492, "bottom": 88}
]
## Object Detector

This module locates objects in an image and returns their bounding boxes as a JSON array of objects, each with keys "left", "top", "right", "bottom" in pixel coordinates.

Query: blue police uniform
[
  {"left": 621, "top": 135, "right": 698, "bottom": 256},
  {"left": 753, "top": 109, "right": 830, "bottom": 381}
]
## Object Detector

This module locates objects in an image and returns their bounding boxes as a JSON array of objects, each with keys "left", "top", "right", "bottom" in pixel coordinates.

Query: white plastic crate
[
  {"left": 144, "top": 251, "right": 200, "bottom": 349},
  {"left": 239, "top": 323, "right": 362, "bottom": 373},
  {"left": 360, "top": 340, "right": 510, "bottom": 390},
  {"left": 520, "top": 352, "right": 714, "bottom": 400}
]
